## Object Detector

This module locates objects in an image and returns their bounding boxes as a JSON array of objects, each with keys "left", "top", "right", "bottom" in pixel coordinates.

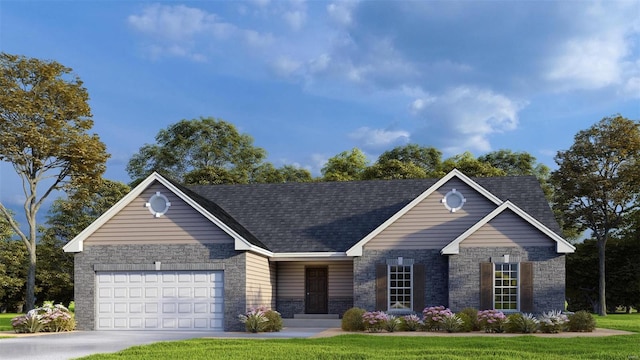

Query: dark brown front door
[{"left": 305, "top": 267, "right": 328, "bottom": 314}]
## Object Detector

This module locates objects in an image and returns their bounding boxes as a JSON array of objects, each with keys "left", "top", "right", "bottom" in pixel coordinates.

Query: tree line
[{"left": 0, "top": 53, "right": 638, "bottom": 315}]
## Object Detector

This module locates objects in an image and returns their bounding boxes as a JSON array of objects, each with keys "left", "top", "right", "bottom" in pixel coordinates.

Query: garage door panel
[{"left": 96, "top": 270, "right": 223, "bottom": 331}]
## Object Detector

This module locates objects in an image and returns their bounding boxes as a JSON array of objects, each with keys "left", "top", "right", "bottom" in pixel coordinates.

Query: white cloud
[
  {"left": 272, "top": 56, "right": 302, "bottom": 77},
  {"left": 283, "top": 10, "right": 306, "bottom": 30},
  {"left": 327, "top": 2, "right": 357, "bottom": 25},
  {"left": 349, "top": 127, "right": 410, "bottom": 150},
  {"left": 411, "top": 86, "right": 526, "bottom": 153},
  {"left": 128, "top": 4, "right": 218, "bottom": 41}
]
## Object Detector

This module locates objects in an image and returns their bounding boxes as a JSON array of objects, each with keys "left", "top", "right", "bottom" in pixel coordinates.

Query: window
[
  {"left": 388, "top": 264, "right": 412, "bottom": 311},
  {"left": 494, "top": 263, "right": 518, "bottom": 311},
  {"left": 442, "top": 189, "right": 466, "bottom": 212}
]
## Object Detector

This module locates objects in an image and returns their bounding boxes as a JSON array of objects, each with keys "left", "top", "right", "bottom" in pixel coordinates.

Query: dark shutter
[
  {"left": 479, "top": 262, "right": 493, "bottom": 310},
  {"left": 375, "top": 264, "right": 387, "bottom": 311},
  {"left": 413, "top": 264, "right": 425, "bottom": 313},
  {"left": 520, "top": 262, "right": 534, "bottom": 312}
]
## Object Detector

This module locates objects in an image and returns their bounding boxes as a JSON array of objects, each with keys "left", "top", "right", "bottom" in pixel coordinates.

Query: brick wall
[{"left": 74, "top": 243, "right": 246, "bottom": 331}]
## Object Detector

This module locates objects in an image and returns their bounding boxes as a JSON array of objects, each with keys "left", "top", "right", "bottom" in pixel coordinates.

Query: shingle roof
[{"left": 187, "top": 175, "right": 562, "bottom": 253}]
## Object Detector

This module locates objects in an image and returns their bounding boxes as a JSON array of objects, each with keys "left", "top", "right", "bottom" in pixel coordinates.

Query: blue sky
[{"left": 1, "top": 1, "right": 639, "bottom": 226}]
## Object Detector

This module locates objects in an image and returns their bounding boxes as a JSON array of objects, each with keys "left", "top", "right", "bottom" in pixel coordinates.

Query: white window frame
[
  {"left": 387, "top": 262, "right": 413, "bottom": 312},
  {"left": 493, "top": 262, "right": 519, "bottom": 312}
]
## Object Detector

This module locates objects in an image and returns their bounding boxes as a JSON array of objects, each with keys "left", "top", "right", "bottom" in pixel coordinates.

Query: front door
[{"left": 305, "top": 267, "right": 328, "bottom": 314}]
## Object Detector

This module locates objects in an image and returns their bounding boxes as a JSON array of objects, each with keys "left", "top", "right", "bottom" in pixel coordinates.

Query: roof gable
[
  {"left": 63, "top": 172, "right": 270, "bottom": 255},
  {"left": 346, "top": 169, "right": 503, "bottom": 256},
  {"left": 440, "top": 200, "right": 575, "bottom": 254}
]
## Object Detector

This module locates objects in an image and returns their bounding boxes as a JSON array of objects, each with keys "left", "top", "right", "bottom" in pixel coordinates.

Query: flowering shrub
[
  {"left": 401, "top": 314, "right": 423, "bottom": 331},
  {"left": 422, "top": 306, "right": 454, "bottom": 331},
  {"left": 478, "top": 309, "right": 506, "bottom": 333},
  {"left": 384, "top": 315, "right": 401, "bottom": 332},
  {"left": 238, "top": 307, "right": 269, "bottom": 333},
  {"left": 539, "top": 310, "right": 569, "bottom": 333},
  {"left": 362, "top": 311, "right": 388, "bottom": 332},
  {"left": 11, "top": 303, "right": 75, "bottom": 333},
  {"left": 440, "top": 313, "right": 464, "bottom": 333},
  {"left": 505, "top": 313, "right": 539, "bottom": 333}
]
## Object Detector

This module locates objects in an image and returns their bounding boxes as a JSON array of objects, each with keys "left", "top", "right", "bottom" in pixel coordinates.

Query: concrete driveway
[{"left": 0, "top": 328, "right": 330, "bottom": 360}]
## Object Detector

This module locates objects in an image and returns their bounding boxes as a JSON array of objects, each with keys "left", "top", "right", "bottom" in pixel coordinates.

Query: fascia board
[
  {"left": 346, "top": 169, "right": 503, "bottom": 256},
  {"left": 63, "top": 173, "right": 161, "bottom": 253},
  {"left": 440, "top": 201, "right": 576, "bottom": 255},
  {"left": 270, "top": 252, "right": 349, "bottom": 261}
]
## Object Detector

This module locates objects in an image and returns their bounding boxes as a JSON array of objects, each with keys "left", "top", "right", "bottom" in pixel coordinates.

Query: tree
[
  {"left": 321, "top": 148, "right": 369, "bottom": 181},
  {"left": 441, "top": 152, "right": 506, "bottom": 177},
  {"left": 376, "top": 144, "right": 442, "bottom": 177},
  {"left": 479, "top": 149, "right": 553, "bottom": 200},
  {"left": 0, "top": 214, "right": 26, "bottom": 312},
  {"left": 127, "top": 117, "right": 267, "bottom": 185},
  {"left": 551, "top": 115, "right": 640, "bottom": 315},
  {"left": 38, "top": 179, "right": 130, "bottom": 305},
  {"left": 0, "top": 53, "right": 109, "bottom": 311},
  {"left": 362, "top": 159, "right": 427, "bottom": 180},
  {"left": 250, "top": 163, "right": 313, "bottom": 183}
]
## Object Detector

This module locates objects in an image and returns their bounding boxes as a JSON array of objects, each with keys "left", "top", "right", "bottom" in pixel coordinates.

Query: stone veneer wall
[
  {"left": 353, "top": 249, "right": 448, "bottom": 312},
  {"left": 276, "top": 297, "right": 353, "bottom": 318},
  {"left": 448, "top": 246, "right": 565, "bottom": 313},
  {"left": 74, "top": 243, "right": 246, "bottom": 331}
]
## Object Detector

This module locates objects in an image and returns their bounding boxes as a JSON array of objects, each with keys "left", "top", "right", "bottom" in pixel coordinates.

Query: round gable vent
[
  {"left": 442, "top": 189, "right": 466, "bottom": 213},
  {"left": 146, "top": 192, "right": 171, "bottom": 217}
]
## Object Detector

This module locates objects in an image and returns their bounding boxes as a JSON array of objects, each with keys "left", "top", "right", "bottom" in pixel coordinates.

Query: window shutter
[
  {"left": 413, "top": 264, "right": 425, "bottom": 313},
  {"left": 479, "top": 262, "right": 493, "bottom": 310},
  {"left": 520, "top": 262, "right": 534, "bottom": 312},
  {"left": 376, "top": 264, "right": 387, "bottom": 311}
]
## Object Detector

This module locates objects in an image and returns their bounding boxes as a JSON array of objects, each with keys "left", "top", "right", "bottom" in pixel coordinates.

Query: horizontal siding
[
  {"left": 246, "top": 252, "right": 275, "bottom": 309},
  {"left": 277, "top": 261, "right": 353, "bottom": 298},
  {"left": 86, "top": 182, "right": 234, "bottom": 246},
  {"left": 460, "top": 210, "right": 555, "bottom": 248},
  {"left": 366, "top": 178, "right": 498, "bottom": 250}
]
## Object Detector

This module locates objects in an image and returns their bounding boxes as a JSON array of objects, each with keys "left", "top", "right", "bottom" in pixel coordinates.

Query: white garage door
[{"left": 96, "top": 271, "right": 224, "bottom": 330}]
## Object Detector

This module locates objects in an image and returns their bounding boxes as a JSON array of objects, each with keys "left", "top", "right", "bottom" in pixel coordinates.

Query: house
[{"left": 63, "top": 169, "right": 575, "bottom": 331}]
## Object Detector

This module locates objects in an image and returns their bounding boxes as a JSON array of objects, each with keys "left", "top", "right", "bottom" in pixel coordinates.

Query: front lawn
[
  {"left": 80, "top": 334, "right": 640, "bottom": 360},
  {"left": 0, "top": 313, "right": 18, "bottom": 331},
  {"left": 56, "top": 313, "right": 640, "bottom": 359}
]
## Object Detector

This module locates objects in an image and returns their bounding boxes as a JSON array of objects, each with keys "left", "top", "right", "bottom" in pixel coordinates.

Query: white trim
[
  {"left": 346, "top": 169, "right": 503, "bottom": 256},
  {"left": 270, "top": 252, "right": 349, "bottom": 262},
  {"left": 387, "top": 262, "right": 413, "bottom": 312},
  {"left": 493, "top": 262, "right": 520, "bottom": 312},
  {"left": 63, "top": 172, "right": 271, "bottom": 256},
  {"left": 440, "top": 200, "right": 576, "bottom": 255}
]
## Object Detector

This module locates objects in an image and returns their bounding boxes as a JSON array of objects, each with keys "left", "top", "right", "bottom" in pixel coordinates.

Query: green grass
[
  {"left": 0, "top": 313, "right": 19, "bottom": 331},
  {"left": 79, "top": 334, "right": 640, "bottom": 360},
  {"left": 596, "top": 313, "right": 640, "bottom": 332},
  {"left": 80, "top": 313, "right": 640, "bottom": 360}
]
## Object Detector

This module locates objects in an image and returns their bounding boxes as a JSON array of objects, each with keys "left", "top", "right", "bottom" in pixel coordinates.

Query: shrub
[
  {"left": 341, "top": 307, "right": 365, "bottom": 331},
  {"left": 384, "top": 315, "right": 401, "bottom": 332},
  {"left": 263, "top": 310, "right": 283, "bottom": 332},
  {"left": 478, "top": 309, "right": 506, "bottom": 333},
  {"left": 362, "top": 311, "right": 388, "bottom": 333},
  {"left": 539, "top": 310, "right": 569, "bottom": 333},
  {"left": 456, "top": 312, "right": 474, "bottom": 332},
  {"left": 68, "top": 301, "right": 75, "bottom": 313},
  {"left": 401, "top": 314, "right": 423, "bottom": 331},
  {"left": 459, "top": 308, "right": 480, "bottom": 331},
  {"left": 567, "top": 310, "right": 596, "bottom": 332},
  {"left": 11, "top": 303, "right": 75, "bottom": 333},
  {"left": 505, "top": 313, "right": 539, "bottom": 333},
  {"left": 238, "top": 307, "right": 268, "bottom": 333},
  {"left": 441, "top": 314, "right": 464, "bottom": 333},
  {"left": 459, "top": 308, "right": 481, "bottom": 331},
  {"left": 422, "top": 306, "right": 454, "bottom": 331}
]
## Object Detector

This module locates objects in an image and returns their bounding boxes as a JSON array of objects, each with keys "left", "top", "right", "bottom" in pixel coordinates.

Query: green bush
[
  {"left": 441, "top": 314, "right": 464, "bottom": 333},
  {"left": 68, "top": 301, "right": 75, "bottom": 313},
  {"left": 456, "top": 312, "right": 474, "bottom": 332},
  {"left": 341, "top": 307, "right": 365, "bottom": 331},
  {"left": 505, "top": 313, "right": 539, "bottom": 333},
  {"left": 263, "top": 310, "right": 283, "bottom": 332},
  {"left": 459, "top": 308, "right": 480, "bottom": 331},
  {"left": 567, "top": 311, "right": 596, "bottom": 332}
]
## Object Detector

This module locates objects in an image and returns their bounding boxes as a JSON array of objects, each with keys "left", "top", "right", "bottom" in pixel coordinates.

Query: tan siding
[
  {"left": 246, "top": 252, "right": 275, "bottom": 308},
  {"left": 277, "top": 261, "right": 353, "bottom": 298},
  {"left": 86, "top": 182, "right": 234, "bottom": 245},
  {"left": 460, "top": 210, "right": 555, "bottom": 248},
  {"left": 366, "top": 178, "right": 498, "bottom": 250}
]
